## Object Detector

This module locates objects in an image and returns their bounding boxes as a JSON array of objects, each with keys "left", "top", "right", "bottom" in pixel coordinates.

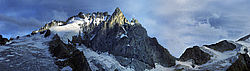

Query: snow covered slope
[
  {"left": 0, "top": 34, "right": 58, "bottom": 71},
  {"left": 49, "top": 17, "right": 83, "bottom": 43},
  {"left": 77, "top": 45, "right": 134, "bottom": 71}
]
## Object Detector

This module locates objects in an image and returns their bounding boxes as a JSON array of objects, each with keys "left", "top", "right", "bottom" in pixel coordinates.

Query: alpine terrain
[{"left": 0, "top": 8, "right": 249, "bottom": 71}]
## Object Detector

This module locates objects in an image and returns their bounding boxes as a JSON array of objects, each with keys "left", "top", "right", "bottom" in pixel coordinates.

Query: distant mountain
[
  {"left": 0, "top": 8, "right": 249, "bottom": 71},
  {"left": 177, "top": 35, "right": 250, "bottom": 71}
]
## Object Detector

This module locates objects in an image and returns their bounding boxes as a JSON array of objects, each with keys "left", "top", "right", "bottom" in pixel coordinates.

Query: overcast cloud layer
[{"left": 0, "top": 0, "right": 250, "bottom": 57}]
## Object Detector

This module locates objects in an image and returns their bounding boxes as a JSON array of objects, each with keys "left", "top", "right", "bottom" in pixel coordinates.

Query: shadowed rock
[
  {"left": 44, "top": 30, "right": 51, "bottom": 37},
  {"left": 179, "top": 46, "right": 211, "bottom": 65},
  {"left": 227, "top": 54, "right": 250, "bottom": 71},
  {"left": 238, "top": 34, "right": 250, "bottom": 41},
  {"left": 204, "top": 40, "right": 236, "bottom": 52},
  {"left": 49, "top": 34, "right": 91, "bottom": 71}
]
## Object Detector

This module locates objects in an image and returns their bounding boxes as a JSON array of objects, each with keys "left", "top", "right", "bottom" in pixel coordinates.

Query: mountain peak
[{"left": 108, "top": 7, "right": 129, "bottom": 27}]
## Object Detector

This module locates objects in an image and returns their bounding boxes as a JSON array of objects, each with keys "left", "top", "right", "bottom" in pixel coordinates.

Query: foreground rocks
[
  {"left": 179, "top": 46, "right": 211, "bottom": 65},
  {"left": 49, "top": 34, "right": 91, "bottom": 71}
]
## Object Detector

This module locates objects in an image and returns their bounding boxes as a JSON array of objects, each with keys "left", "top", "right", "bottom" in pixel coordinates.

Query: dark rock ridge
[
  {"left": 0, "top": 35, "right": 9, "bottom": 45},
  {"left": 204, "top": 40, "right": 236, "bottom": 52},
  {"left": 238, "top": 34, "right": 250, "bottom": 41},
  {"left": 227, "top": 54, "right": 250, "bottom": 71},
  {"left": 179, "top": 46, "right": 211, "bottom": 65},
  {"left": 49, "top": 34, "right": 91, "bottom": 71}
]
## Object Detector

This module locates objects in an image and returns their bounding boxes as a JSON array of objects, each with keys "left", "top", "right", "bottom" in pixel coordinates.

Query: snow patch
[
  {"left": 120, "top": 34, "right": 128, "bottom": 38},
  {"left": 236, "top": 41, "right": 250, "bottom": 57},
  {"left": 90, "top": 34, "right": 96, "bottom": 40},
  {"left": 77, "top": 45, "right": 134, "bottom": 71},
  {"left": 50, "top": 19, "right": 83, "bottom": 43},
  {"left": 200, "top": 46, "right": 236, "bottom": 61},
  {"left": 176, "top": 60, "right": 193, "bottom": 68},
  {"left": 6, "top": 55, "right": 14, "bottom": 57},
  {"left": 58, "top": 58, "right": 67, "bottom": 61},
  {"left": 61, "top": 66, "right": 72, "bottom": 71},
  {"left": 145, "top": 63, "right": 175, "bottom": 71},
  {"left": 130, "top": 22, "right": 135, "bottom": 25},
  {"left": 0, "top": 57, "right": 5, "bottom": 61}
]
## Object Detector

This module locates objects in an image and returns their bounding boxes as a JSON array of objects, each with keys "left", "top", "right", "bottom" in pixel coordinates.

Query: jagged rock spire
[{"left": 108, "top": 7, "right": 129, "bottom": 27}]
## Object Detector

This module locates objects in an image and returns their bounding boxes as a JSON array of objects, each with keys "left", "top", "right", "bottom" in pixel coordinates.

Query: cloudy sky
[{"left": 0, "top": 0, "right": 250, "bottom": 57}]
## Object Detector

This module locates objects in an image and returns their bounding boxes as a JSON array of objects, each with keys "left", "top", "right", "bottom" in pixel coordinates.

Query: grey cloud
[{"left": 0, "top": 14, "right": 42, "bottom": 28}]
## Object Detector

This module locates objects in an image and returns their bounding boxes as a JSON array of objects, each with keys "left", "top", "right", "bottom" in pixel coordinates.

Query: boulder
[{"left": 179, "top": 46, "right": 211, "bottom": 65}]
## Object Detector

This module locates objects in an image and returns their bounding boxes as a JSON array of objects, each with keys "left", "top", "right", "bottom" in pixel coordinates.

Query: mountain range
[{"left": 0, "top": 8, "right": 249, "bottom": 71}]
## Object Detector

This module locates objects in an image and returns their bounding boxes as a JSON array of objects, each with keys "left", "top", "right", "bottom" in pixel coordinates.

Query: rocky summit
[{"left": 0, "top": 8, "right": 250, "bottom": 71}]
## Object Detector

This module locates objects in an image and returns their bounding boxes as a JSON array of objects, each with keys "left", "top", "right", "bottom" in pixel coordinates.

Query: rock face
[
  {"left": 49, "top": 34, "right": 91, "bottom": 71},
  {"left": 204, "top": 40, "right": 236, "bottom": 52},
  {"left": 179, "top": 46, "right": 211, "bottom": 65},
  {"left": 44, "top": 30, "right": 51, "bottom": 37},
  {"left": 0, "top": 35, "right": 9, "bottom": 45},
  {"left": 227, "top": 54, "right": 250, "bottom": 71},
  {"left": 88, "top": 8, "right": 176, "bottom": 70}
]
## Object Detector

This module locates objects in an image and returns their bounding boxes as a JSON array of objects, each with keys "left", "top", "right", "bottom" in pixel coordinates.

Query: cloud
[{"left": 0, "top": 14, "right": 42, "bottom": 27}]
